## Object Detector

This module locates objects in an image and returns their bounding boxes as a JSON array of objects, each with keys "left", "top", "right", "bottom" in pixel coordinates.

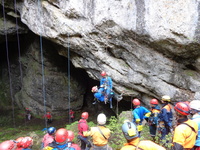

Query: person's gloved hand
[{"left": 137, "top": 125, "right": 143, "bottom": 131}]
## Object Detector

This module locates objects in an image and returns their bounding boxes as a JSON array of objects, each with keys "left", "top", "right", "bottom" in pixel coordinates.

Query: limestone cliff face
[{"left": 1, "top": 0, "right": 200, "bottom": 113}]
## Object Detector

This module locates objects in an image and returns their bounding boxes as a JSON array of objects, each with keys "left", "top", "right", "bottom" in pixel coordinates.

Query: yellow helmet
[{"left": 161, "top": 95, "right": 171, "bottom": 102}]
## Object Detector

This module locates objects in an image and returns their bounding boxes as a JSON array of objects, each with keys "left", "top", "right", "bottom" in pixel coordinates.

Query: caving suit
[
  {"left": 78, "top": 119, "right": 91, "bottom": 150},
  {"left": 149, "top": 105, "right": 160, "bottom": 139},
  {"left": 47, "top": 141, "right": 76, "bottom": 150},
  {"left": 132, "top": 106, "right": 151, "bottom": 136},
  {"left": 192, "top": 113, "right": 200, "bottom": 150},
  {"left": 172, "top": 118, "right": 198, "bottom": 150},
  {"left": 100, "top": 76, "right": 113, "bottom": 100},
  {"left": 83, "top": 125, "right": 112, "bottom": 150},
  {"left": 158, "top": 103, "right": 173, "bottom": 140},
  {"left": 120, "top": 137, "right": 166, "bottom": 150}
]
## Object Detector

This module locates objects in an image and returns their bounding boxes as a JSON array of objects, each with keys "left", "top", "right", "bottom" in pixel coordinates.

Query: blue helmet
[
  {"left": 122, "top": 121, "right": 138, "bottom": 140},
  {"left": 47, "top": 127, "right": 56, "bottom": 135}
]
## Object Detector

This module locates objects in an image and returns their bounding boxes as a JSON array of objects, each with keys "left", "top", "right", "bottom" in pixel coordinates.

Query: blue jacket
[
  {"left": 192, "top": 114, "right": 200, "bottom": 146},
  {"left": 149, "top": 105, "right": 160, "bottom": 125},
  {"left": 158, "top": 103, "right": 173, "bottom": 127},
  {"left": 132, "top": 106, "right": 150, "bottom": 123}
]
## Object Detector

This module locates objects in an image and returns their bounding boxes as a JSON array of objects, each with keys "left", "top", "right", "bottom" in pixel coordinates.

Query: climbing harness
[{"left": 2, "top": 0, "right": 16, "bottom": 128}]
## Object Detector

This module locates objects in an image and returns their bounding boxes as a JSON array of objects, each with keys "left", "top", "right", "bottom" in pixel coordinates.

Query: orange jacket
[
  {"left": 172, "top": 119, "right": 198, "bottom": 149},
  {"left": 120, "top": 138, "right": 166, "bottom": 150}
]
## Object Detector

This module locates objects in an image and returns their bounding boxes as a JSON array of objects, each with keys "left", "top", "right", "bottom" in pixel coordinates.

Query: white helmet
[
  {"left": 97, "top": 113, "right": 107, "bottom": 125},
  {"left": 190, "top": 100, "right": 200, "bottom": 111}
]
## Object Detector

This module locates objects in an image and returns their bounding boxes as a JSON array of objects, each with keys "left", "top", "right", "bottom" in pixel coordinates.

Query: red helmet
[
  {"left": 150, "top": 99, "right": 158, "bottom": 105},
  {"left": 132, "top": 99, "right": 140, "bottom": 106},
  {"left": 67, "top": 130, "right": 74, "bottom": 142},
  {"left": 91, "top": 86, "right": 98, "bottom": 93},
  {"left": 81, "top": 112, "right": 89, "bottom": 119},
  {"left": 101, "top": 71, "right": 107, "bottom": 77},
  {"left": 0, "top": 140, "right": 16, "bottom": 150},
  {"left": 20, "top": 137, "right": 33, "bottom": 148},
  {"left": 15, "top": 137, "right": 24, "bottom": 148},
  {"left": 55, "top": 128, "right": 68, "bottom": 143},
  {"left": 174, "top": 102, "right": 190, "bottom": 116}
]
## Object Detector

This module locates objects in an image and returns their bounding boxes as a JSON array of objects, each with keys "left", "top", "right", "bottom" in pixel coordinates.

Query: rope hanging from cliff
[
  {"left": 67, "top": 33, "right": 71, "bottom": 124},
  {"left": 13, "top": 0, "right": 26, "bottom": 125},
  {"left": 37, "top": 0, "right": 47, "bottom": 129},
  {"left": 2, "top": 0, "right": 16, "bottom": 128}
]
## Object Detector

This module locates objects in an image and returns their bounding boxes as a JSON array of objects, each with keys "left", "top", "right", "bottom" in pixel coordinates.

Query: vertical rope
[
  {"left": 13, "top": 0, "right": 25, "bottom": 125},
  {"left": 37, "top": 0, "right": 47, "bottom": 129},
  {"left": 2, "top": 0, "right": 16, "bottom": 128},
  {"left": 68, "top": 33, "right": 71, "bottom": 123}
]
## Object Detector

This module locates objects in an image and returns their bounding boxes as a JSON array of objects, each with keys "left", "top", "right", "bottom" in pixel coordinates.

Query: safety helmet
[
  {"left": 150, "top": 99, "right": 158, "bottom": 105},
  {"left": 132, "top": 98, "right": 140, "bottom": 106},
  {"left": 81, "top": 112, "right": 89, "bottom": 119},
  {"left": 55, "top": 128, "right": 68, "bottom": 143},
  {"left": 97, "top": 113, "right": 107, "bottom": 125},
  {"left": 91, "top": 86, "right": 98, "bottom": 93},
  {"left": 101, "top": 71, "right": 107, "bottom": 77},
  {"left": 161, "top": 95, "right": 171, "bottom": 102},
  {"left": 190, "top": 100, "right": 200, "bottom": 111},
  {"left": 20, "top": 137, "right": 33, "bottom": 148},
  {"left": 67, "top": 130, "right": 75, "bottom": 142},
  {"left": 122, "top": 121, "right": 138, "bottom": 140},
  {"left": 174, "top": 102, "right": 190, "bottom": 116},
  {"left": 47, "top": 127, "right": 56, "bottom": 135},
  {"left": 15, "top": 137, "right": 24, "bottom": 148},
  {"left": 0, "top": 140, "right": 16, "bottom": 150}
]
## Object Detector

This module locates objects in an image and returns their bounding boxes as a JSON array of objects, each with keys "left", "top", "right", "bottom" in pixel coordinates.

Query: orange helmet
[
  {"left": 150, "top": 99, "right": 158, "bottom": 105},
  {"left": 91, "top": 86, "right": 98, "bottom": 93},
  {"left": 0, "top": 140, "right": 16, "bottom": 150},
  {"left": 174, "top": 102, "right": 190, "bottom": 116},
  {"left": 67, "top": 130, "right": 75, "bottom": 142},
  {"left": 132, "top": 99, "right": 140, "bottom": 106},
  {"left": 55, "top": 128, "right": 68, "bottom": 143},
  {"left": 101, "top": 71, "right": 107, "bottom": 77},
  {"left": 15, "top": 137, "right": 24, "bottom": 148},
  {"left": 81, "top": 112, "right": 89, "bottom": 119}
]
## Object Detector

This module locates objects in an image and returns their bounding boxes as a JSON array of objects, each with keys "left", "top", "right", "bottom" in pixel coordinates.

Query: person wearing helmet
[
  {"left": 83, "top": 113, "right": 112, "bottom": 150},
  {"left": 16, "top": 136, "right": 33, "bottom": 150},
  {"left": 99, "top": 71, "right": 113, "bottom": 104},
  {"left": 46, "top": 128, "right": 75, "bottom": 150},
  {"left": 69, "top": 109, "right": 75, "bottom": 123},
  {"left": 77, "top": 112, "right": 91, "bottom": 150},
  {"left": 91, "top": 85, "right": 115, "bottom": 108},
  {"left": 157, "top": 95, "right": 173, "bottom": 141},
  {"left": 148, "top": 98, "right": 160, "bottom": 141},
  {"left": 171, "top": 102, "right": 198, "bottom": 150},
  {"left": 189, "top": 100, "right": 200, "bottom": 150},
  {"left": 67, "top": 130, "right": 81, "bottom": 150},
  {"left": 132, "top": 98, "right": 151, "bottom": 137},
  {"left": 42, "top": 127, "right": 56, "bottom": 148},
  {"left": 0, "top": 140, "right": 17, "bottom": 150},
  {"left": 43, "top": 112, "right": 52, "bottom": 124},
  {"left": 120, "top": 121, "right": 166, "bottom": 150}
]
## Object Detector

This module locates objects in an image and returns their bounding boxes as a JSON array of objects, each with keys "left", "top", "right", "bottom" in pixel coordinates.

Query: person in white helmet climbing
[
  {"left": 83, "top": 113, "right": 112, "bottom": 150},
  {"left": 189, "top": 100, "right": 200, "bottom": 150}
]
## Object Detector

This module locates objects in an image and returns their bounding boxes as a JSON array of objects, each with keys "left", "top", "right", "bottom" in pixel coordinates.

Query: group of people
[
  {"left": 131, "top": 95, "right": 200, "bottom": 150},
  {"left": 0, "top": 97, "right": 200, "bottom": 150}
]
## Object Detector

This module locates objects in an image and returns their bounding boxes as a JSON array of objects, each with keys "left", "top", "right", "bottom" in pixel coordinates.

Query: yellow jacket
[
  {"left": 120, "top": 137, "right": 166, "bottom": 150},
  {"left": 83, "top": 126, "right": 111, "bottom": 146},
  {"left": 172, "top": 119, "right": 198, "bottom": 149}
]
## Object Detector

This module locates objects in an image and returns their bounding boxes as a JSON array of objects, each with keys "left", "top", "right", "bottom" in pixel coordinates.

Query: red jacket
[
  {"left": 44, "top": 114, "right": 52, "bottom": 119},
  {"left": 78, "top": 119, "right": 89, "bottom": 137}
]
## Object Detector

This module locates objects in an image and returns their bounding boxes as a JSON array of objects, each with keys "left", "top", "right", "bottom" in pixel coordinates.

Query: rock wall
[{"left": 1, "top": 0, "right": 200, "bottom": 114}]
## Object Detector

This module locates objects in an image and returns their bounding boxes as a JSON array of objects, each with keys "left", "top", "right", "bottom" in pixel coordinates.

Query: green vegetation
[{"left": 0, "top": 114, "right": 173, "bottom": 150}]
